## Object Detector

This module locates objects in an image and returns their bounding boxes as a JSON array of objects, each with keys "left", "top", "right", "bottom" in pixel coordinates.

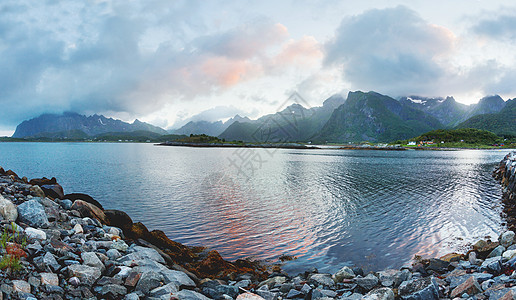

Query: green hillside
[{"left": 456, "top": 99, "right": 516, "bottom": 137}]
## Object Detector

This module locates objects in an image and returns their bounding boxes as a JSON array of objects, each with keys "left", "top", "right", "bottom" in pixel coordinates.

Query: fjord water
[{"left": 0, "top": 143, "right": 506, "bottom": 273}]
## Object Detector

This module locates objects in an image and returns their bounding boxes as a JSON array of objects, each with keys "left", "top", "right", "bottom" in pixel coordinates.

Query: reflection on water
[{"left": 0, "top": 143, "right": 507, "bottom": 273}]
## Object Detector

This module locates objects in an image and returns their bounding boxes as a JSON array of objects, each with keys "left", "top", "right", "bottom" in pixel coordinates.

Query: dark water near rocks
[{"left": 0, "top": 143, "right": 508, "bottom": 273}]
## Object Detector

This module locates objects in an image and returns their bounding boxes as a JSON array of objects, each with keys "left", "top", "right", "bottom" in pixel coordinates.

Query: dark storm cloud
[{"left": 324, "top": 6, "right": 454, "bottom": 96}]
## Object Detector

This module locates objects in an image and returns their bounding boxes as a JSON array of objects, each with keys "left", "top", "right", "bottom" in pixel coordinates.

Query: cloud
[
  {"left": 0, "top": 0, "right": 324, "bottom": 128},
  {"left": 473, "top": 12, "right": 516, "bottom": 40},
  {"left": 324, "top": 5, "right": 455, "bottom": 96}
]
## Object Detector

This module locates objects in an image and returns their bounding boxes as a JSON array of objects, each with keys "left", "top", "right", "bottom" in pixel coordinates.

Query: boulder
[
  {"left": 12, "top": 280, "right": 31, "bottom": 293},
  {"left": 63, "top": 193, "right": 103, "bottom": 210},
  {"left": 398, "top": 277, "right": 439, "bottom": 300},
  {"left": 40, "top": 184, "right": 64, "bottom": 199},
  {"left": 71, "top": 200, "right": 107, "bottom": 224},
  {"left": 0, "top": 194, "right": 18, "bottom": 221},
  {"left": 149, "top": 282, "right": 178, "bottom": 298},
  {"left": 17, "top": 199, "right": 49, "bottom": 228},
  {"left": 161, "top": 269, "right": 196, "bottom": 288},
  {"left": 103, "top": 209, "right": 133, "bottom": 229}
]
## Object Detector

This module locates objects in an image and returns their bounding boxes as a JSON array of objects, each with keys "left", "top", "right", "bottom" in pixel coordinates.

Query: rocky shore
[{"left": 0, "top": 152, "right": 514, "bottom": 299}]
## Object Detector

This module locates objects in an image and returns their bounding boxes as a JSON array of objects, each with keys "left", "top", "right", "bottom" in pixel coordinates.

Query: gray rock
[
  {"left": 256, "top": 289, "right": 278, "bottom": 300},
  {"left": 398, "top": 277, "right": 439, "bottom": 300},
  {"left": 68, "top": 264, "right": 102, "bottom": 285},
  {"left": 12, "top": 280, "right": 31, "bottom": 293},
  {"left": 215, "top": 285, "right": 239, "bottom": 298},
  {"left": 488, "top": 245, "right": 506, "bottom": 258},
  {"left": 335, "top": 266, "right": 355, "bottom": 282},
  {"left": 130, "top": 246, "right": 165, "bottom": 264},
  {"left": 17, "top": 199, "right": 49, "bottom": 227},
  {"left": 60, "top": 199, "right": 73, "bottom": 210},
  {"left": 280, "top": 283, "right": 294, "bottom": 293},
  {"left": 81, "top": 252, "right": 105, "bottom": 272},
  {"left": 310, "top": 273, "right": 335, "bottom": 287},
  {"left": 40, "top": 273, "right": 59, "bottom": 286},
  {"left": 482, "top": 257, "right": 503, "bottom": 274},
  {"left": 99, "top": 284, "right": 127, "bottom": 298},
  {"left": 481, "top": 279, "right": 495, "bottom": 291},
  {"left": 107, "top": 249, "right": 122, "bottom": 260},
  {"left": 24, "top": 227, "right": 46, "bottom": 240},
  {"left": 124, "top": 293, "right": 140, "bottom": 300},
  {"left": 0, "top": 194, "right": 18, "bottom": 221},
  {"left": 501, "top": 231, "right": 516, "bottom": 247},
  {"left": 149, "top": 282, "right": 178, "bottom": 298},
  {"left": 447, "top": 272, "right": 493, "bottom": 289},
  {"left": 355, "top": 274, "right": 379, "bottom": 291},
  {"left": 286, "top": 288, "right": 303, "bottom": 298},
  {"left": 43, "top": 252, "right": 61, "bottom": 272},
  {"left": 341, "top": 292, "right": 363, "bottom": 300},
  {"left": 135, "top": 271, "right": 164, "bottom": 294},
  {"left": 363, "top": 287, "right": 395, "bottom": 300},
  {"left": 378, "top": 270, "right": 398, "bottom": 287},
  {"left": 161, "top": 269, "right": 195, "bottom": 287},
  {"left": 393, "top": 269, "right": 412, "bottom": 287},
  {"left": 172, "top": 289, "right": 211, "bottom": 300},
  {"left": 235, "top": 279, "right": 252, "bottom": 288}
]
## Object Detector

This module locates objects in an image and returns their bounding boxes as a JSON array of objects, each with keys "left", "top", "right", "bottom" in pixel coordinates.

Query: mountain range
[
  {"left": 11, "top": 91, "right": 516, "bottom": 142},
  {"left": 12, "top": 112, "right": 168, "bottom": 138}
]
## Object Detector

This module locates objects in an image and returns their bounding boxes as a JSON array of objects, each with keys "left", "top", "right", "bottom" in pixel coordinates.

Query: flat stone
[
  {"left": 40, "top": 273, "right": 59, "bottom": 286},
  {"left": 111, "top": 239, "right": 128, "bottom": 251},
  {"left": 68, "top": 264, "right": 102, "bottom": 286},
  {"left": 398, "top": 277, "right": 439, "bottom": 300},
  {"left": 172, "top": 289, "right": 211, "bottom": 300},
  {"left": 256, "top": 289, "right": 278, "bottom": 300},
  {"left": 131, "top": 246, "right": 166, "bottom": 264},
  {"left": 363, "top": 287, "right": 395, "bottom": 300},
  {"left": 426, "top": 259, "right": 451, "bottom": 273},
  {"left": 450, "top": 276, "right": 482, "bottom": 298},
  {"left": 124, "top": 292, "right": 140, "bottom": 300},
  {"left": 29, "top": 185, "right": 45, "bottom": 198},
  {"left": 235, "top": 279, "right": 252, "bottom": 288},
  {"left": 215, "top": 285, "right": 239, "bottom": 298},
  {"left": 96, "top": 276, "right": 123, "bottom": 286},
  {"left": 12, "top": 280, "right": 31, "bottom": 293},
  {"left": 501, "top": 231, "right": 516, "bottom": 248},
  {"left": 355, "top": 274, "right": 379, "bottom": 291},
  {"left": 0, "top": 194, "right": 18, "bottom": 221},
  {"left": 310, "top": 273, "right": 335, "bottom": 287},
  {"left": 81, "top": 252, "right": 105, "bottom": 272},
  {"left": 17, "top": 199, "right": 48, "bottom": 227},
  {"left": 24, "top": 227, "right": 46, "bottom": 240},
  {"left": 500, "top": 288, "right": 516, "bottom": 300}
]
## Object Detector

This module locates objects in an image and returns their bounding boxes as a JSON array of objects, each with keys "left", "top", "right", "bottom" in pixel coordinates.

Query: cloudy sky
[{"left": 1, "top": 0, "right": 516, "bottom": 135}]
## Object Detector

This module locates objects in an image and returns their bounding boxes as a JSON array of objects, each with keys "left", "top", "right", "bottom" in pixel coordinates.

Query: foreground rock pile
[
  {"left": 495, "top": 152, "right": 516, "bottom": 231},
  {"left": 0, "top": 151, "right": 514, "bottom": 299}
]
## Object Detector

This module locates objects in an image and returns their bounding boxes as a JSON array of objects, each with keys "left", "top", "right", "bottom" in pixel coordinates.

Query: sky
[{"left": 1, "top": 0, "right": 516, "bottom": 135}]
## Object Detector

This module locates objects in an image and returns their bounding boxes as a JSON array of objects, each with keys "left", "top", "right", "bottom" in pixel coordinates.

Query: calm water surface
[{"left": 0, "top": 143, "right": 508, "bottom": 273}]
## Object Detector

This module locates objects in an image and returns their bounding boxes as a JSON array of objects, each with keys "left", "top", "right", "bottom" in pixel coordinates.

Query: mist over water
[{"left": 0, "top": 143, "right": 507, "bottom": 273}]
